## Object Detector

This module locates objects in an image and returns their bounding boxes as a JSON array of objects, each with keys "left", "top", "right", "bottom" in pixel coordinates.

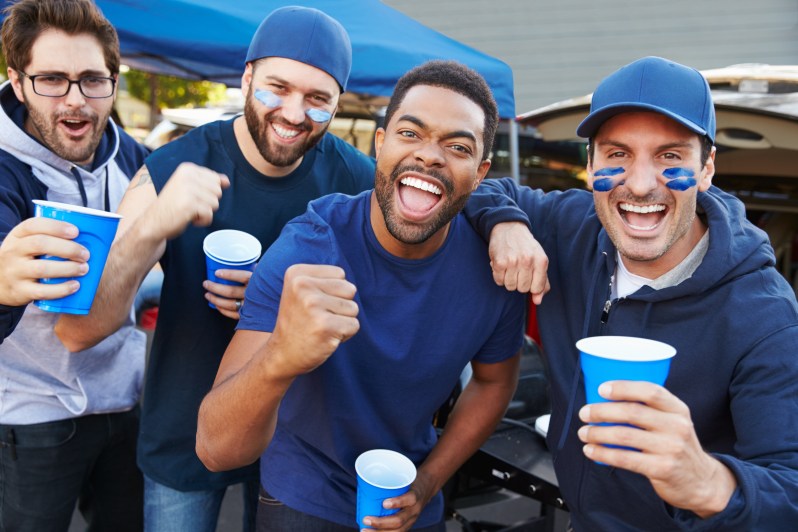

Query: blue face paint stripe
[
  {"left": 254, "top": 89, "right": 282, "bottom": 109},
  {"left": 254, "top": 89, "right": 332, "bottom": 124},
  {"left": 591, "top": 166, "right": 625, "bottom": 192},
  {"left": 663, "top": 167, "right": 697, "bottom": 191},
  {"left": 593, "top": 166, "right": 625, "bottom": 177}
]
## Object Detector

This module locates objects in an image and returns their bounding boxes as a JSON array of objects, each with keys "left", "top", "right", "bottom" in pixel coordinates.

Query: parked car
[{"left": 512, "top": 63, "right": 798, "bottom": 290}]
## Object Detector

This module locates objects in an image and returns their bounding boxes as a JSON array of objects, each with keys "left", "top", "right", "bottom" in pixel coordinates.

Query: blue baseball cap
[
  {"left": 577, "top": 56, "right": 715, "bottom": 143},
  {"left": 245, "top": 6, "right": 352, "bottom": 92}
]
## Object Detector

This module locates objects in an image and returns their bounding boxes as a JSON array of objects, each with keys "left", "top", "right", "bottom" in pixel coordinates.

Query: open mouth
[
  {"left": 60, "top": 118, "right": 92, "bottom": 136},
  {"left": 618, "top": 202, "right": 667, "bottom": 231},
  {"left": 271, "top": 122, "right": 302, "bottom": 140},
  {"left": 397, "top": 175, "right": 443, "bottom": 217}
]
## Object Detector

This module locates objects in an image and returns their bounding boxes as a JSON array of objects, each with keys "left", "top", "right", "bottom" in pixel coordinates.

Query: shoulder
[
  {"left": 144, "top": 121, "right": 224, "bottom": 182},
  {"left": 0, "top": 148, "right": 47, "bottom": 220},
  {"left": 113, "top": 127, "right": 150, "bottom": 179},
  {"left": 316, "top": 133, "right": 375, "bottom": 179}
]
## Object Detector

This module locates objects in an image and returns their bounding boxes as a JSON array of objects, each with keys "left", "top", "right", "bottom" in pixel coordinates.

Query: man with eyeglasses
[
  {"left": 57, "top": 6, "right": 376, "bottom": 531},
  {"left": 0, "top": 0, "right": 148, "bottom": 530}
]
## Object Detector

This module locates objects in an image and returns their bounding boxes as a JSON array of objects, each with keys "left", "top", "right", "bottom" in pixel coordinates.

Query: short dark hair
[
  {"left": 587, "top": 134, "right": 714, "bottom": 166},
  {"left": 383, "top": 60, "right": 498, "bottom": 161},
  {"left": 1, "top": 0, "right": 120, "bottom": 75}
]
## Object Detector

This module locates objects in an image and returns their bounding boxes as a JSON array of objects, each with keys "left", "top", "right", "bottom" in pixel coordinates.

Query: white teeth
[
  {"left": 619, "top": 203, "right": 665, "bottom": 214},
  {"left": 400, "top": 176, "right": 442, "bottom": 195},
  {"left": 64, "top": 120, "right": 83, "bottom": 124},
  {"left": 272, "top": 123, "right": 300, "bottom": 139}
]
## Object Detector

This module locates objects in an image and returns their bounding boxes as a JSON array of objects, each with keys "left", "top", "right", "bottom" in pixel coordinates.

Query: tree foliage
[{"left": 123, "top": 70, "right": 227, "bottom": 110}]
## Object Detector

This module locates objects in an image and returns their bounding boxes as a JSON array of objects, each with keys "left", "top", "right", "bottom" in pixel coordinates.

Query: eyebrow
[
  {"left": 261, "top": 74, "right": 335, "bottom": 101},
  {"left": 596, "top": 139, "right": 695, "bottom": 152},
  {"left": 397, "top": 114, "right": 478, "bottom": 145},
  {"left": 28, "top": 68, "right": 111, "bottom": 76}
]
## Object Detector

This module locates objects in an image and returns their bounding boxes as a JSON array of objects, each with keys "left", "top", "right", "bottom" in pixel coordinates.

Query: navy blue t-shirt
[
  {"left": 239, "top": 191, "right": 526, "bottom": 527},
  {"left": 139, "top": 118, "right": 376, "bottom": 490}
]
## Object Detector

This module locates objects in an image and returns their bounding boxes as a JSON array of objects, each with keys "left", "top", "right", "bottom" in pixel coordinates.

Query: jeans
[
  {"left": 144, "top": 475, "right": 258, "bottom": 532},
  {"left": 0, "top": 408, "right": 143, "bottom": 532},
  {"left": 256, "top": 488, "right": 446, "bottom": 532}
]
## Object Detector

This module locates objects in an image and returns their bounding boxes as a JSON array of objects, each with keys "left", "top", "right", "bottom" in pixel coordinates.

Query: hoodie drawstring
[
  {"left": 70, "top": 166, "right": 110, "bottom": 211},
  {"left": 70, "top": 166, "right": 88, "bottom": 207}
]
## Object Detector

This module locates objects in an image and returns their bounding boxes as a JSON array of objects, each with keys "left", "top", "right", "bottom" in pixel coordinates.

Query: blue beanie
[
  {"left": 245, "top": 6, "right": 352, "bottom": 92},
  {"left": 577, "top": 56, "right": 716, "bottom": 143}
]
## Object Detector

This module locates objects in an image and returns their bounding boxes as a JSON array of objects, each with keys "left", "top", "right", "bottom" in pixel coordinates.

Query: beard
[
  {"left": 23, "top": 93, "right": 108, "bottom": 165},
  {"left": 374, "top": 163, "right": 472, "bottom": 245},
  {"left": 244, "top": 87, "right": 327, "bottom": 168}
]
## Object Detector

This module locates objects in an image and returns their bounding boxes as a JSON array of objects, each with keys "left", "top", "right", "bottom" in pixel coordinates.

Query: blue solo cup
[
  {"left": 355, "top": 449, "right": 416, "bottom": 529},
  {"left": 204, "top": 254, "right": 258, "bottom": 309},
  {"left": 577, "top": 336, "right": 676, "bottom": 456},
  {"left": 32, "top": 200, "right": 122, "bottom": 315},
  {"left": 203, "top": 230, "right": 262, "bottom": 309}
]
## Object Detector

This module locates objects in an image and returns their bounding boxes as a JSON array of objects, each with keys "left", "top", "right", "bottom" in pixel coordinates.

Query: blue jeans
[
  {"left": 144, "top": 475, "right": 258, "bottom": 532},
  {"left": 256, "top": 487, "right": 446, "bottom": 532},
  {"left": 0, "top": 408, "right": 143, "bottom": 532}
]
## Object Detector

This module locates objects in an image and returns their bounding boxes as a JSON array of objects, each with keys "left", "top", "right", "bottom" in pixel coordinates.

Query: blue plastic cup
[
  {"left": 577, "top": 336, "right": 676, "bottom": 456},
  {"left": 355, "top": 449, "right": 416, "bottom": 529},
  {"left": 577, "top": 336, "right": 676, "bottom": 405},
  {"left": 32, "top": 200, "right": 122, "bottom": 315},
  {"left": 203, "top": 230, "right": 261, "bottom": 309}
]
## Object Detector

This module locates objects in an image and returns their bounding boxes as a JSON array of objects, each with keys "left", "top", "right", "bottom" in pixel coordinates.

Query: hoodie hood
[{"left": 0, "top": 80, "right": 126, "bottom": 210}]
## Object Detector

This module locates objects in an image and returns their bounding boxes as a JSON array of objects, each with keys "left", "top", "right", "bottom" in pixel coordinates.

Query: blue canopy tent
[{"left": 86, "top": 0, "right": 516, "bottom": 119}]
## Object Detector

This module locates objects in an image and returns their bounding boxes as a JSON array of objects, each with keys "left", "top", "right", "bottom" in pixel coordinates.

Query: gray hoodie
[{"left": 0, "top": 81, "right": 145, "bottom": 424}]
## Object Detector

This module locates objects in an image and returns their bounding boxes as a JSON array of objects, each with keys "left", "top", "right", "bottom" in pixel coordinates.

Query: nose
[
  {"left": 277, "top": 93, "right": 307, "bottom": 125},
  {"left": 413, "top": 141, "right": 445, "bottom": 168},
  {"left": 622, "top": 159, "right": 660, "bottom": 197},
  {"left": 63, "top": 81, "right": 87, "bottom": 107}
]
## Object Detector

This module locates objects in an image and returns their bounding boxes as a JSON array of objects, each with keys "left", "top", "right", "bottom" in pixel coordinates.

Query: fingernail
[
  {"left": 579, "top": 405, "right": 590, "bottom": 420},
  {"left": 577, "top": 426, "right": 588, "bottom": 441},
  {"left": 79, "top": 263, "right": 89, "bottom": 274},
  {"left": 598, "top": 383, "right": 612, "bottom": 398},
  {"left": 583, "top": 444, "right": 594, "bottom": 457}
]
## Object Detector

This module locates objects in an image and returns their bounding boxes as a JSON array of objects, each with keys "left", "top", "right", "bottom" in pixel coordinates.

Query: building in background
[{"left": 383, "top": 0, "right": 798, "bottom": 114}]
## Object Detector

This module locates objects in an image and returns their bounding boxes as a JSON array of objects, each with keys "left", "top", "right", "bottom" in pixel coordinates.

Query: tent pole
[{"left": 509, "top": 119, "right": 520, "bottom": 183}]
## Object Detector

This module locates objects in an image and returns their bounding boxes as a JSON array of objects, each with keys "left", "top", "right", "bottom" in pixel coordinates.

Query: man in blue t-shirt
[
  {"left": 196, "top": 60, "right": 526, "bottom": 531},
  {"left": 58, "top": 6, "right": 376, "bottom": 531}
]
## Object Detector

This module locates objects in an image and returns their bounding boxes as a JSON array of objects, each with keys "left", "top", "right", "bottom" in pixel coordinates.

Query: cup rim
[
  {"left": 576, "top": 335, "right": 676, "bottom": 362},
  {"left": 33, "top": 199, "right": 122, "bottom": 219},
  {"left": 355, "top": 449, "right": 417, "bottom": 489},
  {"left": 203, "top": 229, "right": 262, "bottom": 263}
]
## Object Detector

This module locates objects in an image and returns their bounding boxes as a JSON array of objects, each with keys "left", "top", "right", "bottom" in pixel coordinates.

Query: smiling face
[
  {"left": 241, "top": 57, "right": 339, "bottom": 176},
  {"left": 371, "top": 84, "right": 491, "bottom": 259},
  {"left": 9, "top": 29, "right": 116, "bottom": 166},
  {"left": 588, "top": 111, "right": 715, "bottom": 278}
]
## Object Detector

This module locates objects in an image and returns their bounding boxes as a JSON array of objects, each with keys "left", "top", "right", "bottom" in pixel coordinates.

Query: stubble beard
[
  {"left": 244, "top": 90, "right": 327, "bottom": 169},
  {"left": 23, "top": 92, "right": 107, "bottom": 164},
  {"left": 374, "top": 164, "right": 471, "bottom": 245}
]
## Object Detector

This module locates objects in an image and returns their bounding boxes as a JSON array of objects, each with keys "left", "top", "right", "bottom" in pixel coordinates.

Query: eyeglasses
[{"left": 17, "top": 71, "right": 116, "bottom": 99}]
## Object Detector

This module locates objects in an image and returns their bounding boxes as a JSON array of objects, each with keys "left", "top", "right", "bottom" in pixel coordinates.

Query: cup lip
[
  {"left": 203, "top": 229, "right": 262, "bottom": 263},
  {"left": 576, "top": 335, "right": 676, "bottom": 362},
  {"left": 33, "top": 199, "right": 122, "bottom": 219},
  {"left": 355, "top": 449, "right": 417, "bottom": 489}
]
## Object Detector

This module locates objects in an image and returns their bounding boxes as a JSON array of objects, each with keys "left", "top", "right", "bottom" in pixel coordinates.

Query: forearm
[
  {"left": 55, "top": 215, "right": 165, "bottom": 351},
  {"left": 463, "top": 177, "right": 530, "bottom": 241},
  {"left": 415, "top": 363, "right": 518, "bottom": 502},
  {"left": 196, "top": 335, "right": 294, "bottom": 472}
]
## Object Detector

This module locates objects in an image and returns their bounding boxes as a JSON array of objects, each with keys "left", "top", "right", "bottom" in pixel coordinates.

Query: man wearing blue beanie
[
  {"left": 464, "top": 56, "right": 798, "bottom": 529},
  {"left": 57, "top": 6, "right": 375, "bottom": 531}
]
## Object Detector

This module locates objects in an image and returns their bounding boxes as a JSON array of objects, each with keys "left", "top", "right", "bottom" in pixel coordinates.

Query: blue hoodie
[
  {"left": 0, "top": 81, "right": 148, "bottom": 424},
  {"left": 466, "top": 177, "right": 798, "bottom": 530}
]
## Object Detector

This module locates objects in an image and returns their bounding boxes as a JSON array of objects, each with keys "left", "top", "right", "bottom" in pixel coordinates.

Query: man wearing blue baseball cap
[
  {"left": 464, "top": 56, "right": 798, "bottom": 529},
  {"left": 56, "top": 6, "right": 375, "bottom": 531}
]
